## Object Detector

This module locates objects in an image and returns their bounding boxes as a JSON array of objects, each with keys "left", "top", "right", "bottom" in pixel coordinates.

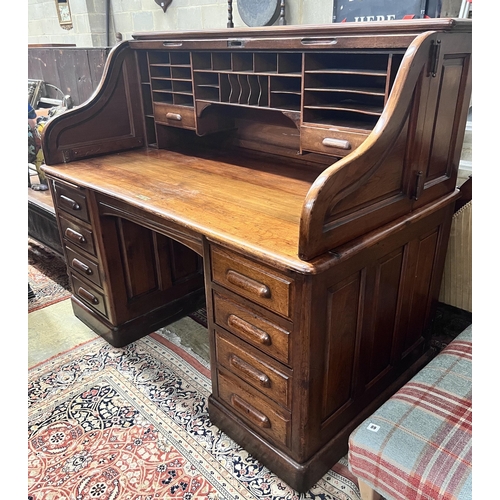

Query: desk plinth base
[
  {"left": 208, "top": 347, "right": 434, "bottom": 493},
  {"left": 71, "top": 288, "right": 206, "bottom": 347},
  {"left": 208, "top": 396, "right": 318, "bottom": 492}
]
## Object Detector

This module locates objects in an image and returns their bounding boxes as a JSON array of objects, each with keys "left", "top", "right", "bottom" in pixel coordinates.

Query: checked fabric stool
[{"left": 348, "top": 325, "right": 472, "bottom": 500}]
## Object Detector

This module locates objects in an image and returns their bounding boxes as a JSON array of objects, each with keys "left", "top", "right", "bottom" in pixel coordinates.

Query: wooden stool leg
[{"left": 358, "top": 479, "right": 382, "bottom": 500}]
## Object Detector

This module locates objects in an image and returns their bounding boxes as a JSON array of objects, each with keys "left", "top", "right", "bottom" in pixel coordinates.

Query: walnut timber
[{"left": 41, "top": 19, "right": 472, "bottom": 492}]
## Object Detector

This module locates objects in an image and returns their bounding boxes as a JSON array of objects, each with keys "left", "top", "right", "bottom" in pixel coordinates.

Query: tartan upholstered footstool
[{"left": 348, "top": 325, "right": 472, "bottom": 500}]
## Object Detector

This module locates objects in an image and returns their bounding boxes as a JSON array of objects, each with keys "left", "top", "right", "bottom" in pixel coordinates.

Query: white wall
[{"left": 28, "top": 0, "right": 335, "bottom": 47}]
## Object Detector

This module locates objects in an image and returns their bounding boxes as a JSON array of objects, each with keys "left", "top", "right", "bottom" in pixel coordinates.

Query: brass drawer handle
[
  {"left": 77, "top": 286, "right": 99, "bottom": 305},
  {"left": 65, "top": 227, "right": 86, "bottom": 244},
  {"left": 59, "top": 194, "right": 81, "bottom": 211},
  {"left": 71, "top": 258, "right": 93, "bottom": 275},
  {"left": 230, "top": 394, "right": 270, "bottom": 428},
  {"left": 166, "top": 112, "right": 182, "bottom": 121},
  {"left": 322, "top": 137, "right": 351, "bottom": 150},
  {"left": 226, "top": 270, "right": 271, "bottom": 298},
  {"left": 228, "top": 314, "right": 271, "bottom": 346},
  {"left": 229, "top": 354, "right": 271, "bottom": 388}
]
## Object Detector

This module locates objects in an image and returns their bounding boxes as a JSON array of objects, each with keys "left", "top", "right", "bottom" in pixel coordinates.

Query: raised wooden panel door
[
  {"left": 117, "top": 218, "right": 165, "bottom": 298},
  {"left": 411, "top": 33, "right": 472, "bottom": 208},
  {"left": 400, "top": 229, "right": 440, "bottom": 354},
  {"left": 316, "top": 202, "right": 452, "bottom": 447},
  {"left": 364, "top": 249, "right": 404, "bottom": 384},
  {"left": 426, "top": 60, "right": 468, "bottom": 181},
  {"left": 97, "top": 214, "right": 204, "bottom": 324},
  {"left": 169, "top": 238, "right": 203, "bottom": 283},
  {"left": 322, "top": 273, "right": 362, "bottom": 421}
]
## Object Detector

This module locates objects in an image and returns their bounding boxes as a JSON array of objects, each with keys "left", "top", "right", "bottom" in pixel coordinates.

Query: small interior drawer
[
  {"left": 211, "top": 246, "right": 293, "bottom": 318},
  {"left": 300, "top": 125, "right": 368, "bottom": 157},
  {"left": 65, "top": 245, "right": 102, "bottom": 287},
  {"left": 216, "top": 330, "right": 291, "bottom": 409},
  {"left": 59, "top": 217, "right": 96, "bottom": 256},
  {"left": 214, "top": 292, "right": 291, "bottom": 365},
  {"left": 53, "top": 181, "right": 90, "bottom": 223},
  {"left": 70, "top": 273, "right": 107, "bottom": 317},
  {"left": 217, "top": 369, "right": 291, "bottom": 448},
  {"left": 153, "top": 103, "right": 196, "bottom": 129}
]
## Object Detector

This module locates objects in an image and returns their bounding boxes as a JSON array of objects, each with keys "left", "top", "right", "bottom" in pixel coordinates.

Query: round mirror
[{"left": 237, "top": 0, "right": 281, "bottom": 27}]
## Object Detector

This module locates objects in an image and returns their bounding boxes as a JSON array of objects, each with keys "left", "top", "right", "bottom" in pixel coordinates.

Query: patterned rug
[
  {"left": 28, "top": 333, "right": 361, "bottom": 500},
  {"left": 28, "top": 239, "right": 71, "bottom": 312}
]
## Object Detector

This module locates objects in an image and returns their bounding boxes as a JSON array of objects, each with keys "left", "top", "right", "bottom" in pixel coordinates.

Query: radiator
[{"left": 439, "top": 200, "right": 472, "bottom": 312}]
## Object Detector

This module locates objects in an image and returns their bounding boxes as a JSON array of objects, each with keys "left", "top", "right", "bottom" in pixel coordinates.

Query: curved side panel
[
  {"left": 298, "top": 30, "right": 470, "bottom": 261},
  {"left": 41, "top": 42, "right": 145, "bottom": 165}
]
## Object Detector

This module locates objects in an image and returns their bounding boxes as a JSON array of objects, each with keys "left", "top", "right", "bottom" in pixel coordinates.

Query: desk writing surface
[{"left": 43, "top": 147, "right": 323, "bottom": 271}]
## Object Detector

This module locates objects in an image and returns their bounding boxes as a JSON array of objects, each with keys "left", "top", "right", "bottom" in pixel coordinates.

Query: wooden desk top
[{"left": 43, "top": 148, "right": 324, "bottom": 272}]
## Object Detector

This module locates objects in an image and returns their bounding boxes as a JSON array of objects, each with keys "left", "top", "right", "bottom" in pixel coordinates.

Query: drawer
[
  {"left": 53, "top": 181, "right": 90, "bottom": 223},
  {"left": 70, "top": 273, "right": 108, "bottom": 317},
  {"left": 211, "top": 246, "right": 293, "bottom": 318},
  {"left": 59, "top": 217, "right": 96, "bottom": 256},
  {"left": 216, "top": 330, "right": 291, "bottom": 409},
  {"left": 65, "top": 245, "right": 102, "bottom": 287},
  {"left": 153, "top": 103, "right": 196, "bottom": 129},
  {"left": 301, "top": 125, "right": 368, "bottom": 157},
  {"left": 217, "top": 369, "right": 291, "bottom": 448},
  {"left": 214, "top": 292, "right": 291, "bottom": 366}
]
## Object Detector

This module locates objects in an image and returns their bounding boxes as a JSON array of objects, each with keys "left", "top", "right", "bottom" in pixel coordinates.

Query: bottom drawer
[
  {"left": 70, "top": 274, "right": 108, "bottom": 317},
  {"left": 217, "top": 369, "right": 291, "bottom": 448}
]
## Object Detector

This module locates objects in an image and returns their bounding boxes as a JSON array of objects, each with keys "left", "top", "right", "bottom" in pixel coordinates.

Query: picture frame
[{"left": 55, "top": 0, "right": 73, "bottom": 30}]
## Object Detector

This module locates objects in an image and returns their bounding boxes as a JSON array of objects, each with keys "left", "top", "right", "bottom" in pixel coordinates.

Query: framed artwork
[{"left": 56, "top": 0, "right": 73, "bottom": 30}]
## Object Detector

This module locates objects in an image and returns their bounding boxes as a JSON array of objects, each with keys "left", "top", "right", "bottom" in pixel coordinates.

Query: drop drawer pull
[
  {"left": 230, "top": 394, "right": 270, "bottom": 428},
  {"left": 226, "top": 270, "right": 271, "bottom": 298},
  {"left": 77, "top": 287, "right": 99, "bottom": 305},
  {"left": 228, "top": 314, "right": 271, "bottom": 346},
  {"left": 166, "top": 112, "right": 182, "bottom": 121},
  {"left": 229, "top": 354, "right": 270, "bottom": 388},
  {"left": 65, "top": 227, "right": 86, "bottom": 244},
  {"left": 322, "top": 138, "right": 351, "bottom": 150},
  {"left": 72, "top": 258, "right": 93, "bottom": 275},
  {"left": 59, "top": 194, "right": 81, "bottom": 211}
]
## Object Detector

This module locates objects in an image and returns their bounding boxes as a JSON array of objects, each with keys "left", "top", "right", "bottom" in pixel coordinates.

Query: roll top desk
[{"left": 41, "top": 19, "right": 472, "bottom": 492}]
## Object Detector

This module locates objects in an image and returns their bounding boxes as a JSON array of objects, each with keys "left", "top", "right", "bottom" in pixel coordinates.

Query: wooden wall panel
[{"left": 28, "top": 47, "right": 110, "bottom": 106}]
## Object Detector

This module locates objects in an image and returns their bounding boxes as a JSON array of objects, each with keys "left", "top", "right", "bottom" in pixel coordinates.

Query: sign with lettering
[{"left": 333, "top": 0, "right": 439, "bottom": 23}]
